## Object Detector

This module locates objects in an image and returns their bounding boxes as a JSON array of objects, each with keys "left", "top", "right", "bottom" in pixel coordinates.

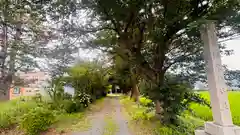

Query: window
[
  {"left": 26, "top": 90, "right": 32, "bottom": 92},
  {"left": 13, "top": 87, "right": 20, "bottom": 94}
]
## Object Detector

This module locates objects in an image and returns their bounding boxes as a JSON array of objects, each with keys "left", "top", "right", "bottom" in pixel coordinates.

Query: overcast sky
[
  {"left": 222, "top": 39, "right": 240, "bottom": 70},
  {"left": 78, "top": 39, "right": 240, "bottom": 71}
]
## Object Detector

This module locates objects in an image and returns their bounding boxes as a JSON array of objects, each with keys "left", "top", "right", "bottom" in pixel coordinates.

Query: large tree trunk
[
  {"left": 0, "top": 8, "right": 9, "bottom": 101},
  {"left": 0, "top": 84, "right": 9, "bottom": 101},
  {"left": 130, "top": 82, "right": 140, "bottom": 102},
  {"left": 155, "top": 100, "right": 162, "bottom": 115},
  {"left": 154, "top": 73, "right": 165, "bottom": 116}
]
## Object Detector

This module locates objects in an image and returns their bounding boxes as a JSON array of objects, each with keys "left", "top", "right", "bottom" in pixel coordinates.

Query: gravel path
[
  {"left": 73, "top": 96, "right": 131, "bottom": 135},
  {"left": 114, "top": 97, "right": 131, "bottom": 135}
]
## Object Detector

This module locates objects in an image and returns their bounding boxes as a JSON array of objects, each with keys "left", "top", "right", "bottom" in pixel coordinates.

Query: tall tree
[
  {"left": 80, "top": 0, "right": 240, "bottom": 123},
  {"left": 0, "top": 0, "right": 49, "bottom": 100}
]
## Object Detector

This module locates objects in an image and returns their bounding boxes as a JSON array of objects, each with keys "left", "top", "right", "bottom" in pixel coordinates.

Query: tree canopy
[{"left": 1, "top": 0, "right": 240, "bottom": 124}]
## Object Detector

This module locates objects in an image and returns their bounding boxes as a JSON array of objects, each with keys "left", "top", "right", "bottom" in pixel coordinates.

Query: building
[{"left": 10, "top": 71, "right": 50, "bottom": 99}]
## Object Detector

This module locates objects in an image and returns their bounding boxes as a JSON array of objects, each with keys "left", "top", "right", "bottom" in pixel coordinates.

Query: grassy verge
[
  {"left": 103, "top": 115, "right": 118, "bottom": 135},
  {"left": 0, "top": 97, "right": 106, "bottom": 134},
  {"left": 0, "top": 97, "right": 38, "bottom": 129},
  {"left": 51, "top": 112, "right": 90, "bottom": 133},
  {"left": 190, "top": 91, "right": 240, "bottom": 126},
  {"left": 50, "top": 98, "right": 106, "bottom": 133},
  {"left": 120, "top": 96, "right": 203, "bottom": 135},
  {"left": 120, "top": 91, "right": 240, "bottom": 134},
  {"left": 120, "top": 96, "right": 159, "bottom": 135}
]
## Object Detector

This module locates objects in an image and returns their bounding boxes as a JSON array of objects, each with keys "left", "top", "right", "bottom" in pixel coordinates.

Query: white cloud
[{"left": 222, "top": 39, "right": 240, "bottom": 70}]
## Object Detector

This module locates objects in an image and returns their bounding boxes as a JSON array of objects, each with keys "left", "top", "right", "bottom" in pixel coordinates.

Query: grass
[
  {"left": 0, "top": 97, "right": 106, "bottom": 134},
  {"left": 0, "top": 98, "right": 38, "bottom": 129},
  {"left": 51, "top": 98, "right": 106, "bottom": 133},
  {"left": 103, "top": 115, "right": 118, "bottom": 135},
  {"left": 121, "top": 96, "right": 203, "bottom": 135},
  {"left": 190, "top": 91, "right": 240, "bottom": 126},
  {"left": 51, "top": 112, "right": 91, "bottom": 133}
]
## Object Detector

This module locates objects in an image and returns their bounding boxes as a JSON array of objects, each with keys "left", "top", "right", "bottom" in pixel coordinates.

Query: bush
[
  {"left": 156, "top": 83, "right": 209, "bottom": 125},
  {"left": 143, "top": 74, "right": 210, "bottom": 125},
  {"left": 46, "top": 62, "right": 109, "bottom": 113},
  {"left": 0, "top": 99, "right": 38, "bottom": 128},
  {"left": 0, "top": 112, "right": 12, "bottom": 128},
  {"left": 74, "top": 93, "right": 91, "bottom": 107},
  {"left": 19, "top": 107, "right": 55, "bottom": 135},
  {"left": 57, "top": 93, "right": 91, "bottom": 113},
  {"left": 61, "top": 100, "right": 83, "bottom": 113},
  {"left": 31, "top": 93, "right": 42, "bottom": 103},
  {"left": 139, "top": 97, "right": 154, "bottom": 107}
]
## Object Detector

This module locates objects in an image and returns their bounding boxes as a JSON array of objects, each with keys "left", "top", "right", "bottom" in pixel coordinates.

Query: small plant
[
  {"left": 103, "top": 116, "right": 118, "bottom": 135},
  {"left": 145, "top": 74, "right": 210, "bottom": 125},
  {"left": 19, "top": 107, "right": 55, "bottom": 135},
  {"left": 139, "top": 97, "right": 154, "bottom": 107},
  {"left": 74, "top": 92, "right": 91, "bottom": 107},
  {"left": 0, "top": 112, "right": 12, "bottom": 128},
  {"left": 32, "top": 93, "right": 42, "bottom": 103},
  {"left": 0, "top": 99, "right": 38, "bottom": 128},
  {"left": 61, "top": 100, "right": 83, "bottom": 113},
  {"left": 59, "top": 93, "right": 91, "bottom": 113}
]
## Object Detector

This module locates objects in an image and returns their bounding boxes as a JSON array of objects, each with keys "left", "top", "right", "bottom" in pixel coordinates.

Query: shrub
[
  {"left": 61, "top": 100, "right": 83, "bottom": 113},
  {"left": 0, "top": 112, "right": 12, "bottom": 128},
  {"left": 0, "top": 99, "right": 38, "bottom": 128},
  {"left": 63, "top": 93, "right": 73, "bottom": 100},
  {"left": 31, "top": 93, "right": 42, "bottom": 103},
  {"left": 19, "top": 107, "right": 55, "bottom": 135},
  {"left": 139, "top": 97, "right": 154, "bottom": 107},
  {"left": 57, "top": 93, "right": 91, "bottom": 113},
  {"left": 74, "top": 93, "right": 91, "bottom": 107},
  {"left": 144, "top": 74, "right": 210, "bottom": 125},
  {"left": 156, "top": 84, "right": 209, "bottom": 125}
]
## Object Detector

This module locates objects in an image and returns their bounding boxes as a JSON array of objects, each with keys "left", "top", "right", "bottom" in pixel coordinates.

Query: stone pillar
[{"left": 195, "top": 21, "right": 240, "bottom": 135}]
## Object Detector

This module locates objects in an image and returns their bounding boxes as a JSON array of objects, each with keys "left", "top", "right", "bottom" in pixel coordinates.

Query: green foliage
[
  {"left": 156, "top": 116, "right": 204, "bottom": 135},
  {"left": 139, "top": 97, "right": 154, "bottom": 108},
  {"left": 191, "top": 91, "right": 240, "bottom": 126},
  {"left": 19, "top": 107, "right": 55, "bottom": 135},
  {"left": 46, "top": 61, "right": 109, "bottom": 114},
  {"left": 121, "top": 97, "right": 154, "bottom": 121},
  {"left": 74, "top": 93, "right": 91, "bottom": 107},
  {"left": 82, "top": 0, "right": 240, "bottom": 127},
  {"left": 61, "top": 100, "right": 82, "bottom": 114},
  {"left": 65, "top": 61, "right": 109, "bottom": 100},
  {"left": 0, "top": 98, "right": 38, "bottom": 128},
  {"left": 0, "top": 112, "right": 12, "bottom": 128},
  {"left": 103, "top": 115, "right": 119, "bottom": 135},
  {"left": 60, "top": 93, "right": 91, "bottom": 113},
  {"left": 158, "top": 88, "right": 209, "bottom": 125},
  {"left": 121, "top": 96, "right": 203, "bottom": 135},
  {"left": 142, "top": 74, "right": 210, "bottom": 125}
]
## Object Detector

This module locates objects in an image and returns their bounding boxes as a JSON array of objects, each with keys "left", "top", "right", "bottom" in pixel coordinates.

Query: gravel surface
[{"left": 74, "top": 96, "right": 131, "bottom": 135}]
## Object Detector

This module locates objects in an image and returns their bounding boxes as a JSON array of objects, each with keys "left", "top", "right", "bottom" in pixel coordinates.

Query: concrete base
[{"left": 195, "top": 122, "right": 240, "bottom": 135}]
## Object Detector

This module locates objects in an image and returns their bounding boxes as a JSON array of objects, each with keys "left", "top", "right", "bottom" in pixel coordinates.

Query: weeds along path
[{"left": 73, "top": 95, "right": 131, "bottom": 135}]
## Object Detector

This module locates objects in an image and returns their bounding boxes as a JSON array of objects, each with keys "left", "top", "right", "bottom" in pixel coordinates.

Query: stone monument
[{"left": 195, "top": 21, "right": 240, "bottom": 135}]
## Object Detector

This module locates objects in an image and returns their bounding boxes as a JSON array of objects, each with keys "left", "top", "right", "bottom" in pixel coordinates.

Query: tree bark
[
  {"left": 154, "top": 72, "right": 165, "bottom": 116},
  {"left": 155, "top": 100, "right": 162, "bottom": 115},
  {"left": 0, "top": 84, "right": 9, "bottom": 101},
  {"left": 0, "top": 6, "right": 9, "bottom": 100},
  {"left": 130, "top": 82, "right": 140, "bottom": 102}
]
